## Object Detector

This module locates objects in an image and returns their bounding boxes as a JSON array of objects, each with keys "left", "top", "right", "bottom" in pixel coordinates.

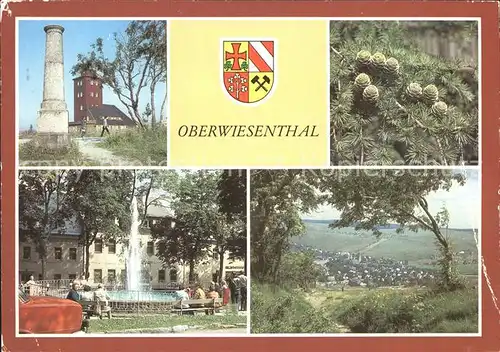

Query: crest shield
[{"left": 222, "top": 40, "right": 275, "bottom": 104}]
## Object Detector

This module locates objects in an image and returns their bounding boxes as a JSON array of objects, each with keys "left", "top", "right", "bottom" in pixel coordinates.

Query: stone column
[{"left": 36, "top": 24, "right": 70, "bottom": 149}]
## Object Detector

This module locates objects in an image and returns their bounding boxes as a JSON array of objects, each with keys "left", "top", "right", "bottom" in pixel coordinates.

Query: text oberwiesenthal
[{"left": 177, "top": 125, "right": 320, "bottom": 138}]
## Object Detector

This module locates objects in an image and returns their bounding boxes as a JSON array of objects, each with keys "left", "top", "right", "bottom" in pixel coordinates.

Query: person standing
[
  {"left": 100, "top": 116, "right": 110, "bottom": 137},
  {"left": 221, "top": 280, "right": 231, "bottom": 306},
  {"left": 238, "top": 273, "right": 247, "bottom": 311},
  {"left": 80, "top": 117, "right": 87, "bottom": 137}
]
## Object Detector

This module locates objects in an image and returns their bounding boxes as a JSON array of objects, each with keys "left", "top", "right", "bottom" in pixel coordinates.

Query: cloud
[{"left": 302, "top": 172, "right": 480, "bottom": 229}]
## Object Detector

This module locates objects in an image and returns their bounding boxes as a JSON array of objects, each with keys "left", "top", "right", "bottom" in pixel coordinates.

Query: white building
[{"left": 19, "top": 205, "right": 245, "bottom": 288}]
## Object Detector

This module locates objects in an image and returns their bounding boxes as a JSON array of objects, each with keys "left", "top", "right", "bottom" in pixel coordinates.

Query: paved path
[{"left": 74, "top": 137, "right": 135, "bottom": 166}]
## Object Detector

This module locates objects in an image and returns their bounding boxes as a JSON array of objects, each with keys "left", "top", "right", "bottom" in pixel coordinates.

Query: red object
[
  {"left": 72, "top": 72, "right": 103, "bottom": 123},
  {"left": 18, "top": 289, "right": 83, "bottom": 334},
  {"left": 222, "top": 287, "right": 231, "bottom": 306}
]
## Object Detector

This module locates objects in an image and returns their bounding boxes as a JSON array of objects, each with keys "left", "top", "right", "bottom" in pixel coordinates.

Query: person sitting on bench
[{"left": 93, "top": 284, "right": 111, "bottom": 318}]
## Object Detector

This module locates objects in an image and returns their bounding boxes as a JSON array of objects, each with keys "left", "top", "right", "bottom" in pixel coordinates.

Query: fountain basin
[{"left": 107, "top": 290, "right": 177, "bottom": 302}]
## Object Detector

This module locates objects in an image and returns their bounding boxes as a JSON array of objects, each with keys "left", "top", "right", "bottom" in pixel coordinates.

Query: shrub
[
  {"left": 251, "top": 283, "right": 342, "bottom": 333},
  {"left": 333, "top": 287, "right": 478, "bottom": 333},
  {"left": 19, "top": 139, "right": 89, "bottom": 166}
]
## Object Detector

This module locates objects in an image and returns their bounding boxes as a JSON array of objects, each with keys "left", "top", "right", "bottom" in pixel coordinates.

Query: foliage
[
  {"left": 318, "top": 169, "right": 467, "bottom": 290},
  {"left": 99, "top": 125, "right": 168, "bottom": 165},
  {"left": 71, "top": 20, "right": 167, "bottom": 128},
  {"left": 333, "top": 287, "right": 478, "bottom": 333},
  {"left": 134, "top": 169, "right": 179, "bottom": 223},
  {"left": 217, "top": 170, "right": 247, "bottom": 261},
  {"left": 251, "top": 283, "right": 342, "bottom": 333},
  {"left": 277, "top": 252, "right": 325, "bottom": 289},
  {"left": 19, "top": 170, "right": 72, "bottom": 278},
  {"left": 330, "top": 21, "right": 478, "bottom": 165},
  {"left": 65, "top": 170, "right": 134, "bottom": 276},
  {"left": 151, "top": 171, "right": 221, "bottom": 282},
  {"left": 250, "top": 170, "right": 323, "bottom": 283}
]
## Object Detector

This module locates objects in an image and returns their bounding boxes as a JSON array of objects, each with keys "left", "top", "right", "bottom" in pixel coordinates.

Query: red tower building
[{"left": 72, "top": 72, "right": 103, "bottom": 123}]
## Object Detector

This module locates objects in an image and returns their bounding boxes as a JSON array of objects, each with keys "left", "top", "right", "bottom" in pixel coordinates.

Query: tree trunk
[
  {"left": 150, "top": 84, "right": 156, "bottom": 127},
  {"left": 160, "top": 91, "right": 167, "bottom": 122},
  {"left": 188, "top": 259, "right": 195, "bottom": 283},
  {"left": 41, "top": 256, "right": 46, "bottom": 280},
  {"left": 244, "top": 255, "right": 247, "bottom": 275},
  {"left": 85, "top": 240, "right": 91, "bottom": 278}
]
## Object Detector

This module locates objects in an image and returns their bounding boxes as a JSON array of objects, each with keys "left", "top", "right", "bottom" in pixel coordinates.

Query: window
[
  {"left": 23, "top": 247, "right": 31, "bottom": 260},
  {"left": 54, "top": 274, "right": 62, "bottom": 280},
  {"left": 108, "top": 240, "right": 116, "bottom": 254},
  {"left": 108, "top": 269, "right": 116, "bottom": 283},
  {"left": 80, "top": 105, "right": 83, "bottom": 111},
  {"left": 90, "top": 80, "right": 94, "bottom": 86},
  {"left": 69, "top": 248, "right": 77, "bottom": 260},
  {"left": 169, "top": 269, "right": 177, "bottom": 282},
  {"left": 94, "top": 269, "right": 102, "bottom": 283},
  {"left": 94, "top": 238, "right": 103, "bottom": 253},
  {"left": 158, "top": 270, "right": 166, "bottom": 283},
  {"left": 69, "top": 274, "right": 77, "bottom": 281},
  {"left": 54, "top": 247, "right": 62, "bottom": 260},
  {"left": 96, "top": 92, "right": 99, "bottom": 98},
  {"left": 90, "top": 92, "right": 94, "bottom": 97},
  {"left": 147, "top": 241, "right": 154, "bottom": 255}
]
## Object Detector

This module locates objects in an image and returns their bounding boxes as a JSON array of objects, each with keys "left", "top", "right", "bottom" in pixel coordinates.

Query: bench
[
  {"left": 171, "top": 298, "right": 223, "bottom": 315},
  {"left": 77, "top": 300, "right": 112, "bottom": 319}
]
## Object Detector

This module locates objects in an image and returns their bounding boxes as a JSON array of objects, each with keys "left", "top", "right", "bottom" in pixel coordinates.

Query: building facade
[
  {"left": 72, "top": 72, "right": 103, "bottom": 123},
  {"left": 70, "top": 72, "right": 137, "bottom": 133},
  {"left": 19, "top": 210, "right": 245, "bottom": 288}
]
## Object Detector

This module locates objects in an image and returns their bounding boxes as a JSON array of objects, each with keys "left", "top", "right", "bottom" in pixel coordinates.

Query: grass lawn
[
  {"left": 98, "top": 126, "right": 167, "bottom": 166},
  {"left": 88, "top": 313, "right": 247, "bottom": 333},
  {"left": 19, "top": 139, "right": 96, "bottom": 166}
]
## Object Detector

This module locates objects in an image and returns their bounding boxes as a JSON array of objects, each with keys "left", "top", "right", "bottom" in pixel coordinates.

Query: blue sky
[
  {"left": 18, "top": 20, "right": 166, "bottom": 130},
  {"left": 304, "top": 169, "right": 480, "bottom": 229}
]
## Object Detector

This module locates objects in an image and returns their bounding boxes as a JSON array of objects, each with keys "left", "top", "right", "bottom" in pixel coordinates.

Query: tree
[
  {"left": 135, "top": 170, "right": 179, "bottom": 224},
  {"left": 330, "top": 21, "right": 478, "bottom": 166},
  {"left": 318, "top": 169, "right": 466, "bottom": 290},
  {"left": 134, "top": 21, "right": 167, "bottom": 126},
  {"left": 278, "top": 251, "right": 325, "bottom": 290},
  {"left": 250, "top": 170, "right": 322, "bottom": 283},
  {"left": 65, "top": 170, "right": 134, "bottom": 277},
  {"left": 217, "top": 170, "right": 247, "bottom": 274},
  {"left": 71, "top": 20, "right": 167, "bottom": 129},
  {"left": 19, "top": 170, "right": 72, "bottom": 279}
]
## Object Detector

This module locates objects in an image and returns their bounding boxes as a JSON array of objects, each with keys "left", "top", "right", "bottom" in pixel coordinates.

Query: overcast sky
[{"left": 302, "top": 169, "right": 480, "bottom": 229}]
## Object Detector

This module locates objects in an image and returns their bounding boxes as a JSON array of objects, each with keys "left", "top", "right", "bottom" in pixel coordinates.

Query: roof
[{"left": 87, "top": 104, "right": 136, "bottom": 126}]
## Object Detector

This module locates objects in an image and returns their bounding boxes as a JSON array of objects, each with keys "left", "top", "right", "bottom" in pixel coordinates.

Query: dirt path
[
  {"left": 75, "top": 137, "right": 137, "bottom": 166},
  {"left": 304, "top": 290, "right": 351, "bottom": 333}
]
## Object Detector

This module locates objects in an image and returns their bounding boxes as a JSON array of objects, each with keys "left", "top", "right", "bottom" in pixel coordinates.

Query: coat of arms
[{"left": 222, "top": 40, "right": 275, "bottom": 104}]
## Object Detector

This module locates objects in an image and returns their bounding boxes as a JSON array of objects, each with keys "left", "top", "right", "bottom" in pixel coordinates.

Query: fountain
[
  {"left": 91, "top": 196, "right": 178, "bottom": 304},
  {"left": 126, "top": 196, "right": 141, "bottom": 291}
]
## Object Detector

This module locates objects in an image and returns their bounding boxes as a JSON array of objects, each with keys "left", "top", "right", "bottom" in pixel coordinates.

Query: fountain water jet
[{"left": 126, "top": 196, "right": 141, "bottom": 291}]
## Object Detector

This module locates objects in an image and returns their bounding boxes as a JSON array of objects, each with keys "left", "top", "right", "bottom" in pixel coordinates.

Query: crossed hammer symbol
[{"left": 251, "top": 75, "right": 271, "bottom": 92}]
